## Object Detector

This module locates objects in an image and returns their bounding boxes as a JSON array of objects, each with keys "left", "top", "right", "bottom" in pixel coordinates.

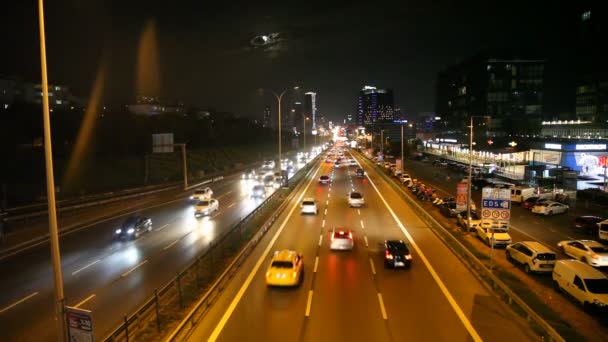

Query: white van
[
  {"left": 552, "top": 260, "right": 608, "bottom": 308},
  {"left": 598, "top": 220, "right": 608, "bottom": 241},
  {"left": 511, "top": 186, "right": 536, "bottom": 203}
]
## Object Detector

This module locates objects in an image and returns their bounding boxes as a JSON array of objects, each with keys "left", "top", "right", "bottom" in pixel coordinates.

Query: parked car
[
  {"left": 532, "top": 201, "right": 569, "bottom": 215},
  {"left": 456, "top": 210, "right": 481, "bottom": 231},
  {"left": 439, "top": 202, "right": 461, "bottom": 218},
  {"left": 382, "top": 240, "right": 412, "bottom": 268},
  {"left": 401, "top": 173, "right": 412, "bottom": 184},
  {"left": 474, "top": 226, "right": 512, "bottom": 247},
  {"left": 506, "top": 241, "right": 557, "bottom": 273},
  {"left": 114, "top": 215, "right": 152, "bottom": 240},
  {"left": 557, "top": 240, "right": 608, "bottom": 267},
  {"left": 522, "top": 197, "right": 549, "bottom": 210},
  {"left": 572, "top": 216, "right": 604, "bottom": 235},
  {"left": 552, "top": 260, "right": 608, "bottom": 309}
]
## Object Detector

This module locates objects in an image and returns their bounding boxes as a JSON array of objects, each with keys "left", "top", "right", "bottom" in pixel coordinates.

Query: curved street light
[{"left": 261, "top": 86, "right": 299, "bottom": 169}]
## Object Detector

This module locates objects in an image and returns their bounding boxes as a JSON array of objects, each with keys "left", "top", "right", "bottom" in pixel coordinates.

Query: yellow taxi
[{"left": 265, "top": 250, "right": 304, "bottom": 287}]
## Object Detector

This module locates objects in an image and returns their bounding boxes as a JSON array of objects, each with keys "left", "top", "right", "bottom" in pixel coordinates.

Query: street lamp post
[
  {"left": 266, "top": 86, "right": 298, "bottom": 169},
  {"left": 400, "top": 124, "right": 404, "bottom": 173},
  {"left": 303, "top": 116, "right": 308, "bottom": 151},
  {"left": 38, "top": 1, "right": 66, "bottom": 340},
  {"left": 467, "top": 116, "right": 490, "bottom": 230},
  {"left": 380, "top": 130, "right": 384, "bottom": 155}
]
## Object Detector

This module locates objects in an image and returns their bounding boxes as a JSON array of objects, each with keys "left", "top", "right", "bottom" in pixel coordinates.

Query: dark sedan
[
  {"left": 382, "top": 240, "right": 412, "bottom": 268},
  {"left": 572, "top": 216, "right": 604, "bottom": 234},
  {"left": 114, "top": 215, "right": 152, "bottom": 240},
  {"left": 439, "top": 202, "right": 462, "bottom": 218}
]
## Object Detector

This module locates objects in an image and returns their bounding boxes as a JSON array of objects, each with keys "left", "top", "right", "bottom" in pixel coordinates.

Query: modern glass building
[{"left": 357, "top": 86, "right": 394, "bottom": 126}]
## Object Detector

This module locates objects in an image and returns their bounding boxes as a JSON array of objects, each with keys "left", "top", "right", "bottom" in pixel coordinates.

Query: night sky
[{"left": 1, "top": 1, "right": 581, "bottom": 122}]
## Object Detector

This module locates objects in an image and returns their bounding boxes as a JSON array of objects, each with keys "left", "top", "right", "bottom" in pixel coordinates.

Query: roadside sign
[
  {"left": 481, "top": 187, "right": 511, "bottom": 227},
  {"left": 66, "top": 306, "right": 94, "bottom": 342},
  {"left": 456, "top": 182, "right": 468, "bottom": 211}
]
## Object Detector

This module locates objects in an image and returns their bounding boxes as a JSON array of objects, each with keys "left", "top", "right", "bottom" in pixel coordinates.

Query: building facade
[
  {"left": 436, "top": 52, "right": 545, "bottom": 136},
  {"left": 304, "top": 92, "right": 317, "bottom": 130},
  {"left": 575, "top": 5, "right": 608, "bottom": 123},
  {"left": 357, "top": 86, "right": 394, "bottom": 126}
]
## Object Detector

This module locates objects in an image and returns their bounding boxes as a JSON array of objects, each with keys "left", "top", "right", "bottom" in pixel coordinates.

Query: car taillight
[
  {"left": 349, "top": 232, "right": 353, "bottom": 239},
  {"left": 592, "top": 254, "right": 599, "bottom": 260},
  {"left": 385, "top": 250, "right": 393, "bottom": 260}
]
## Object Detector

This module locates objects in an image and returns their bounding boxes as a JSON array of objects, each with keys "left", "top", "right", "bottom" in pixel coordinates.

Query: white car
[
  {"left": 348, "top": 192, "right": 365, "bottom": 207},
  {"left": 319, "top": 175, "right": 331, "bottom": 185},
  {"left": 251, "top": 185, "right": 266, "bottom": 198},
  {"left": 505, "top": 241, "right": 557, "bottom": 273},
  {"left": 475, "top": 226, "right": 512, "bottom": 247},
  {"left": 531, "top": 201, "right": 569, "bottom": 215},
  {"left": 401, "top": 174, "right": 412, "bottom": 184},
  {"left": 558, "top": 240, "right": 608, "bottom": 267},
  {"left": 330, "top": 228, "right": 354, "bottom": 250},
  {"left": 300, "top": 198, "right": 318, "bottom": 215},
  {"left": 194, "top": 198, "right": 219, "bottom": 217},
  {"left": 190, "top": 187, "right": 213, "bottom": 201}
]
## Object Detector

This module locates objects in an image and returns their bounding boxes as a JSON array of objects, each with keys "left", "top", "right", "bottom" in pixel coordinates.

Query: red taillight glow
[
  {"left": 592, "top": 254, "right": 599, "bottom": 260},
  {"left": 385, "top": 250, "right": 393, "bottom": 259},
  {"left": 349, "top": 232, "right": 353, "bottom": 239}
]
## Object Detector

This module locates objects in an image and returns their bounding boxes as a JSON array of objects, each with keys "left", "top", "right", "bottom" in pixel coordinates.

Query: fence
[
  {"left": 102, "top": 155, "right": 318, "bottom": 342},
  {"left": 358, "top": 151, "right": 565, "bottom": 342}
]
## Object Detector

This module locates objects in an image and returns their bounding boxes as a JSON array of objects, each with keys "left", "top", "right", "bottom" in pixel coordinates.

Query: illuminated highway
[
  {"left": 0, "top": 163, "right": 300, "bottom": 341},
  {"left": 186, "top": 150, "right": 536, "bottom": 341}
]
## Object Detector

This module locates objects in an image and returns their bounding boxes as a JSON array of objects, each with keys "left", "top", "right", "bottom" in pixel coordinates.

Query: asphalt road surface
[{"left": 186, "top": 150, "right": 536, "bottom": 342}]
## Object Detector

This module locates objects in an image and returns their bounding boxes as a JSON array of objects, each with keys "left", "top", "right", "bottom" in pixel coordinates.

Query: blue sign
[{"left": 482, "top": 199, "right": 511, "bottom": 210}]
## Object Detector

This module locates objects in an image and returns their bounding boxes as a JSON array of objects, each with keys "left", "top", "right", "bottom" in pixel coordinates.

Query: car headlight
[
  {"left": 593, "top": 299, "right": 605, "bottom": 306},
  {"left": 115, "top": 229, "right": 122, "bottom": 234},
  {"left": 405, "top": 255, "right": 412, "bottom": 260},
  {"left": 127, "top": 228, "right": 135, "bottom": 234}
]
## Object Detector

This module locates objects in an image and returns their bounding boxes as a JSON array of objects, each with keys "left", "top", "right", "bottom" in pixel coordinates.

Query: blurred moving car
[
  {"left": 194, "top": 199, "right": 219, "bottom": 217},
  {"left": 506, "top": 241, "right": 557, "bottom": 273},
  {"left": 348, "top": 192, "right": 365, "bottom": 207},
  {"left": 190, "top": 187, "right": 213, "bottom": 201},
  {"left": 572, "top": 216, "right": 604, "bottom": 235},
  {"left": 355, "top": 168, "right": 365, "bottom": 178},
  {"left": 382, "top": 240, "right": 412, "bottom": 268},
  {"left": 242, "top": 169, "right": 256, "bottom": 180},
  {"left": 330, "top": 228, "right": 354, "bottom": 250},
  {"left": 532, "top": 201, "right": 569, "bottom": 215},
  {"left": 114, "top": 215, "right": 152, "bottom": 240},
  {"left": 558, "top": 240, "right": 608, "bottom": 267},
  {"left": 319, "top": 175, "right": 331, "bottom": 185},
  {"left": 265, "top": 250, "right": 303, "bottom": 287},
  {"left": 251, "top": 184, "right": 266, "bottom": 198},
  {"left": 300, "top": 198, "right": 318, "bottom": 215}
]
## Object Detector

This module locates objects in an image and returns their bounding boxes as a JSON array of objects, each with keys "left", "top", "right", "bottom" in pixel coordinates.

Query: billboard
[
  {"left": 152, "top": 133, "right": 174, "bottom": 153},
  {"left": 456, "top": 182, "right": 468, "bottom": 211}
]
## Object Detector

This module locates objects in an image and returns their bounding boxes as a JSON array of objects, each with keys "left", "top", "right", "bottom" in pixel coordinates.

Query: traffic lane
[
  {"left": 303, "top": 174, "right": 391, "bottom": 342},
  {"left": 209, "top": 165, "right": 328, "bottom": 341},
  {"left": 0, "top": 179, "right": 260, "bottom": 341},
  {"left": 357, "top": 153, "right": 536, "bottom": 341}
]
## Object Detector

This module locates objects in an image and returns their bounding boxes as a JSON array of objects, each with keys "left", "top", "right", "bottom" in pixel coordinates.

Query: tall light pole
[
  {"left": 400, "top": 123, "right": 404, "bottom": 173},
  {"left": 467, "top": 116, "right": 490, "bottom": 230},
  {"left": 38, "top": 1, "right": 66, "bottom": 340},
  {"left": 265, "top": 86, "right": 299, "bottom": 169},
  {"left": 303, "top": 116, "right": 309, "bottom": 151},
  {"left": 380, "top": 130, "right": 384, "bottom": 155}
]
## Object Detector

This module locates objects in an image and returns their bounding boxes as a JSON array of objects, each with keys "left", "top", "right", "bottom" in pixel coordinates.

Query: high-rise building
[
  {"left": 357, "top": 86, "right": 394, "bottom": 126},
  {"left": 435, "top": 51, "right": 545, "bottom": 136},
  {"left": 575, "top": 5, "right": 608, "bottom": 123},
  {"left": 304, "top": 92, "right": 317, "bottom": 130},
  {"left": 263, "top": 105, "right": 271, "bottom": 128},
  {"left": 292, "top": 101, "right": 304, "bottom": 134}
]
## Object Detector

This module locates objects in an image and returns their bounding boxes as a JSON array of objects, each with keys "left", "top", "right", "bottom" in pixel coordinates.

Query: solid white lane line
[
  {"left": 360, "top": 220, "right": 365, "bottom": 229},
  {"left": 227, "top": 202, "right": 236, "bottom": 209},
  {"left": 322, "top": 219, "right": 326, "bottom": 228},
  {"left": 364, "top": 236, "right": 369, "bottom": 247},
  {"left": 326, "top": 200, "right": 329, "bottom": 206},
  {"left": 318, "top": 234, "right": 323, "bottom": 247},
  {"left": 369, "top": 258, "right": 376, "bottom": 275},
  {"left": 305, "top": 290, "right": 314, "bottom": 317},
  {"left": 324, "top": 208, "right": 327, "bottom": 215},
  {"left": 357, "top": 209, "right": 361, "bottom": 215},
  {"left": 314, "top": 256, "right": 319, "bottom": 273},
  {"left": 72, "top": 259, "right": 101, "bottom": 276},
  {"left": 0, "top": 292, "right": 39, "bottom": 313},
  {"left": 208, "top": 162, "right": 323, "bottom": 342},
  {"left": 156, "top": 224, "right": 169, "bottom": 231},
  {"left": 377, "top": 293, "right": 388, "bottom": 320},
  {"left": 365, "top": 173, "right": 482, "bottom": 341},
  {"left": 163, "top": 239, "right": 180, "bottom": 250},
  {"left": 121, "top": 260, "right": 148, "bottom": 277},
  {"left": 74, "top": 294, "right": 96, "bottom": 308}
]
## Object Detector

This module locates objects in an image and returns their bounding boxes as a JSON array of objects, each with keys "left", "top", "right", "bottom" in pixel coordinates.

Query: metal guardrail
[
  {"left": 359, "top": 152, "right": 565, "bottom": 342},
  {"left": 101, "top": 154, "right": 319, "bottom": 342}
]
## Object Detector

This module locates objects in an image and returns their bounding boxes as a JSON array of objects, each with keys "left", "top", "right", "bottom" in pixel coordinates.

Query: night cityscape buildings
[
  {"left": 435, "top": 52, "right": 545, "bottom": 136},
  {"left": 357, "top": 86, "right": 395, "bottom": 126},
  {"left": 263, "top": 105, "right": 271, "bottom": 128},
  {"left": 304, "top": 92, "right": 317, "bottom": 131}
]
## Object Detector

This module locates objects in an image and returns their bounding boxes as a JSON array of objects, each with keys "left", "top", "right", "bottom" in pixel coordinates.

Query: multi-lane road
[
  {"left": 0, "top": 162, "right": 301, "bottom": 341},
  {"left": 186, "top": 150, "right": 536, "bottom": 341}
]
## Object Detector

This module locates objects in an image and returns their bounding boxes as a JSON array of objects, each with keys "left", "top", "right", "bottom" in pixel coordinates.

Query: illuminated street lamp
[
  {"left": 509, "top": 141, "right": 518, "bottom": 147},
  {"left": 467, "top": 116, "right": 490, "bottom": 230}
]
